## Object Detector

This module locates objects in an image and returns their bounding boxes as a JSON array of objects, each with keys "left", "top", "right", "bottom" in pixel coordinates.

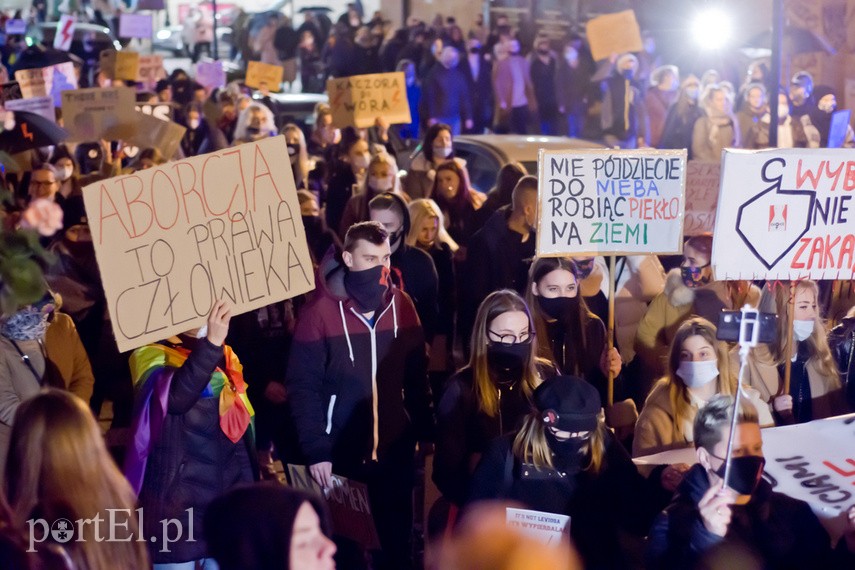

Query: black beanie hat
[
  {"left": 204, "top": 482, "right": 332, "bottom": 570},
  {"left": 534, "top": 375, "right": 601, "bottom": 432}
]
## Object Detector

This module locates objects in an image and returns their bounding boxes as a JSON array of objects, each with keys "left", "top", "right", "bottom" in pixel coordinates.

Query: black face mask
[
  {"left": 388, "top": 229, "right": 403, "bottom": 249},
  {"left": 486, "top": 341, "right": 531, "bottom": 379},
  {"left": 246, "top": 126, "right": 261, "bottom": 136},
  {"left": 714, "top": 455, "right": 766, "bottom": 496},
  {"left": 301, "top": 215, "right": 322, "bottom": 234},
  {"left": 545, "top": 431, "right": 587, "bottom": 474},
  {"left": 344, "top": 265, "right": 389, "bottom": 313},
  {"left": 537, "top": 296, "right": 578, "bottom": 321},
  {"left": 574, "top": 260, "right": 594, "bottom": 279}
]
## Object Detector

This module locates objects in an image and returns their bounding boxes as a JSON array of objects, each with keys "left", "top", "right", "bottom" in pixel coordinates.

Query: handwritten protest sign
[
  {"left": 684, "top": 160, "right": 720, "bottom": 236},
  {"left": 506, "top": 508, "right": 570, "bottom": 545},
  {"left": 712, "top": 148, "right": 855, "bottom": 281},
  {"left": 53, "top": 14, "right": 75, "bottom": 51},
  {"left": 136, "top": 55, "right": 166, "bottom": 91},
  {"left": 196, "top": 60, "right": 226, "bottom": 91},
  {"left": 82, "top": 136, "right": 315, "bottom": 352},
  {"left": 5, "top": 96, "right": 54, "bottom": 123},
  {"left": 119, "top": 13, "right": 153, "bottom": 39},
  {"left": 326, "top": 72, "right": 411, "bottom": 128},
  {"left": 287, "top": 464, "right": 381, "bottom": 549},
  {"left": 126, "top": 111, "right": 185, "bottom": 159},
  {"left": 62, "top": 87, "right": 136, "bottom": 142},
  {"left": 585, "top": 10, "right": 643, "bottom": 62},
  {"left": 100, "top": 49, "right": 141, "bottom": 82},
  {"left": 15, "top": 62, "right": 78, "bottom": 106},
  {"left": 536, "top": 149, "right": 686, "bottom": 256},
  {"left": 245, "top": 61, "right": 284, "bottom": 92}
]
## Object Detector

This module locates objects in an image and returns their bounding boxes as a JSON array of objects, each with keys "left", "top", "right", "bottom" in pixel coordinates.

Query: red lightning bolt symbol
[
  {"left": 22, "top": 123, "right": 33, "bottom": 141},
  {"left": 59, "top": 18, "right": 73, "bottom": 48},
  {"left": 392, "top": 89, "right": 400, "bottom": 104}
]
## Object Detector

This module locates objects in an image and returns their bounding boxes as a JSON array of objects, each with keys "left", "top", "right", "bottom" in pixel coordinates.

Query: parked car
[
  {"left": 153, "top": 24, "right": 231, "bottom": 60},
  {"left": 425, "top": 134, "right": 606, "bottom": 193}
]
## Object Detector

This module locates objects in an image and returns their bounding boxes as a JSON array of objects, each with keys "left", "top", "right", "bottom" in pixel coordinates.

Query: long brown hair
[
  {"left": 432, "top": 160, "right": 474, "bottom": 214},
  {"left": 525, "top": 257, "right": 595, "bottom": 375},
  {"left": 469, "top": 290, "right": 548, "bottom": 417},
  {"left": 664, "top": 317, "right": 735, "bottom": 440},
  {"left": 763, "top": 280, "right": 838, "bottom": 379},
  {"left": 512, "top": 412, "right": 607, "bottom": 474},
  {"left": 5, "top": 390, "right": 149, "bottom": 569}
]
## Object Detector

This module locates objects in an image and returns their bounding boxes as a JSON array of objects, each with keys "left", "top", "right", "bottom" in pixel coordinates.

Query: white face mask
[
  {"left": 189, "top": 118, "right": 201, "bottom": 130},
  {"left": 432, "top": 144, "right": 452, "bottom": 160},
  {"left": 793, "top": 319, "right": 814, "bottom": 341},
  {"left": 353, "top": 152, "right": 371, "bottom": 170},
  {"left": 368, "top": 175, "right": 392, "bottom": 192},
  {"left": 57, "top": 166, "right": 73, "bottom": 181},
  {"left": 676, "top": 360, "right": 719, "bottom": 388}
]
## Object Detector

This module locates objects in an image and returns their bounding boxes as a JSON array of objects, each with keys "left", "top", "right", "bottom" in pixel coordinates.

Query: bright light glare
[{"left": 692, "top": 8, "right": 731, "bottom": 50}]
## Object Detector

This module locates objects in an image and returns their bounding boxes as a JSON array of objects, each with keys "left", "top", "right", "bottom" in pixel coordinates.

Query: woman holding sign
[
  {"left": 633, "top": 318, "right": 772, "bottom": 459},
  {"left": 744, "top": 280, "right": 846, "bottom": 425},
  {"left": 525, "top": 257, "right": 621, "bottom": 404},
  {"left": 469, "top": 375, "right": 669, "bottom": 569}
]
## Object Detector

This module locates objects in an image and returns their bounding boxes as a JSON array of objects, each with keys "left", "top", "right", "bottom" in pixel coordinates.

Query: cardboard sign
[
  {"left": 288, "top": 464, "right": 381, "bottom": 550},
  {"left": 195, "top": 60, "right": 226, "bottom": 91},
  {"left": 100, "top": 49, "right": 141, "bottom": 82},
  {"left": 326, "top": 72, "right": 411, "bottom": 129},
  {"left": 506, "top": 508, "right": 570, "bottom": 545},
  {"left": 585, "top": 9, "right": 643, "bottom": 62},
  {"left": 684, "top": 160, "right": 721, "bottom": 236},
  {"left": 5, "top": 96, "right": 55, "bottom": 123},
  {"left": 53, "top": 15, "right": 76, "bottom": 51},
  {"left": 712, "top": 148, "right": 855, "bottom": 281},
  {"left": 136, "top": 55, "right": 166, "bottom": 91},
  {"left": 5, "top": 19, "right": 26, "bottom": 35},
  {"left": 245, "top": 61, "right": 284, "bottom": 92},
  {"left": 536, "top": 149, "right": 687, "bottom": 256},
  {"left": 61, "top": 87, "right": 137, "bottom": 142},
  {"left": 126, "top": 111, "right": 186, "bottom": 159},
  {"left": 827, "top": 110, "right": 851, "bottom": 149},
  {"left": 119, "top": 13, "right": 153, "bottom": 39},
  {"left": 82, "top": 136, "right": 315, "bottom": 352},
  {"left": 15, "top": 62, "right": 78, "bottom": 106},
  {"left": 135, "top": 102, "right": 175, "bottom": 122}
]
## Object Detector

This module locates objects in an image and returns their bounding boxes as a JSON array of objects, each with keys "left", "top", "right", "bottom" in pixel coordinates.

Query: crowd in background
[{"left": 0, "top": 3, "right": 854, "bottom": 570}]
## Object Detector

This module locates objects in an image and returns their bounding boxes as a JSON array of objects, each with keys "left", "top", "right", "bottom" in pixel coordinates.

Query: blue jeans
[{"left": 154, "top": 559, "right": 219, "bottom": 570}]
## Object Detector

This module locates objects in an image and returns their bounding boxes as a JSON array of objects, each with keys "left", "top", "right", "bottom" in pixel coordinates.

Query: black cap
[{"left": 534, "top": 376, "right": 600, "bottom": 432}]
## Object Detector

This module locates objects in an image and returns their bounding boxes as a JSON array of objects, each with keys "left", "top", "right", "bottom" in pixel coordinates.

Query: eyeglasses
[{"left": 487, "top": 329, "right": 534, "bottom": 346}]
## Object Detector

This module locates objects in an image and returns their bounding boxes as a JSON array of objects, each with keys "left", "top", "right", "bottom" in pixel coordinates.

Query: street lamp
[{"left": 691, "top": 7, "right": 732, "bottom": 50}]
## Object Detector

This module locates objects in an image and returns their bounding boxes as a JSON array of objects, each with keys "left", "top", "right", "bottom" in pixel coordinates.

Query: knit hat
[
  {"left": 534, "top": 376, "right": 601, "bottom": 432},
  {"left": 812, "top": 85, "right": 835, "bottom": 104},
  {"left": 204, "top": 483, "right": 332, "bottom": 570}
]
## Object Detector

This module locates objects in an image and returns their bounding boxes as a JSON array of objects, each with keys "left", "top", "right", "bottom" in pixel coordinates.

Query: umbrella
[
  {"left": 11, "top": 45, "right": 73, "bottom": 74},
  {"left": 0, "top": 151, "right": 21, "bottom": 173},
  {"left": 743, "top": 25, "right": 836, "bottom": 58},
  {"left": 0, "top": 111, "right": 67, "bottom": 154}
]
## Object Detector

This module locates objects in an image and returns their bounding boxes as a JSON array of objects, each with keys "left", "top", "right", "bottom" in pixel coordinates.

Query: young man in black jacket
[{"left": 647, "top": 394, "right": 855, "bottom": 569}]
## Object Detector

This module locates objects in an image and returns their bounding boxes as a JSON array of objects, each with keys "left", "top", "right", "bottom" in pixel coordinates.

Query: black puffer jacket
[
  {"left": 136, "top": 337, "right": 257, "bottom": 564},
  {"left": 829, "top": 316, "right": 855, "bottom": 411}
]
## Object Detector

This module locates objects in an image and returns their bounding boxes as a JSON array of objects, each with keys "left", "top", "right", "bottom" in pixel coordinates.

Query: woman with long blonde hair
[
  {"left": 633, "top": 317, "right": 772, "bottom": 458},
  {"left": 281, "top": 123, "right": 311, "bottom": 189},
  {"left": 746, "top": 279, "right": 846, "bottom": 423},
  {"left": 433, "top": 290, "right": 555, "bottom": 506},
  {"left": 469, "top": 376, "right": 667, "bottom": 569},
  {"left": 5, "top": 389, "right": 149, "bottom": 569}
]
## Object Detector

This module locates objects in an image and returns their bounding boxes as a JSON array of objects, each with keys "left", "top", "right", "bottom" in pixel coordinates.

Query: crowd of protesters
[{"left": 0, "top": 3, "right": 854, "bottom": 570}]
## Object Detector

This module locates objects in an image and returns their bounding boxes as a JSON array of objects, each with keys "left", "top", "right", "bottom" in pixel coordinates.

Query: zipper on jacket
[
  {"left": 498, "top": 388, "right": 503, "bottom": 434},
  {"left": 325, "top": 395, "right": 337, "bottom": 435},
  {"left": 349, "top": 301, "right": 395, "bottom": 462}
]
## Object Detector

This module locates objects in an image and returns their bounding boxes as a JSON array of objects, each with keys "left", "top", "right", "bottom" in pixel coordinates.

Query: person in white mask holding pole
[
  {"left": 633, "top": 318, "right": 772, "bottom": 466},
  {"left": 744, "top": 280, "right": 847, "bottom": 425}
]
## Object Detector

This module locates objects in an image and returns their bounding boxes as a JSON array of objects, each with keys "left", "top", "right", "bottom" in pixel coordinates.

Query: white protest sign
[
  {"left": 15, "top": 62, "right": 78, "bottom": 106},
  {"left": 536, "top": 149, "right": 687, "bottom": 256},
  {"left": 82, "top": 136, "right": 315, "bottom": 353},
  {"left": 506, "top": 508, "right": 570, "bottom": 545},
  {"left": 195, "top": 60, "right": 226, "bottom": 91},
  {"left": 712, "top": 148, "right": 855, "bottom": 281},
  {"left": 5, "top": 96, "right": 55, "bottom": 123},
  {"left": 53, "top": 15, "right": 75, "bottom": 51},
  {"left": 119, "top": 13, "right": 153, "bottom": 39}
]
